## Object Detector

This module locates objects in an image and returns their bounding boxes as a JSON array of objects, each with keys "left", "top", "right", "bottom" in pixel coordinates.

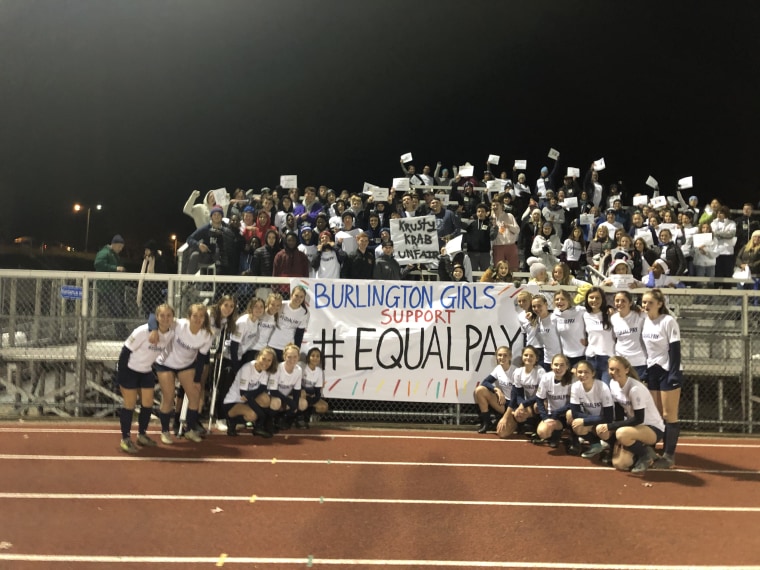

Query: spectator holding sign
[
  {"left": 462, "top": 203, "right": 493, "bottom": 271},
  {"left": 490, "top": 196, "right": 520, "bottom": 270},
  {"left": 429, "top": 197, "right": 461, "bottom": 247},
  {"left": 711, "top": 206, "right": 737, "bottom": 284}
]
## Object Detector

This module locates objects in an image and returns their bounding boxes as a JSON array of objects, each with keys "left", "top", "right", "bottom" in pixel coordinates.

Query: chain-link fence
[{"left": 0, "top": 269, "right": 758, "bottom": 434}]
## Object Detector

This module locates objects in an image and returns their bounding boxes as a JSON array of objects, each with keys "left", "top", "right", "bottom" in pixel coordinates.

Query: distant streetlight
[
  {"left": 73, "top": 203, "right": 102, "bottom": 252},
  {"left": 170, "top": 234, "right": 178, "bottom": 257}
]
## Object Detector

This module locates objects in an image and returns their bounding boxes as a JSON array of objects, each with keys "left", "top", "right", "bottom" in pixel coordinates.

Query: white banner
[
  {"left": 390, "top": 216, "right": 439, "bottom": 265},
  {"left": 299, "top": 279, "right": 525, "bottom": 404}
]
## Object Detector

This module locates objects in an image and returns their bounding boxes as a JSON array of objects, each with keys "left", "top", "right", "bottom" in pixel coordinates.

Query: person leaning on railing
[{"left": 735, "top": 229, "right": 760, "bottom": 293}]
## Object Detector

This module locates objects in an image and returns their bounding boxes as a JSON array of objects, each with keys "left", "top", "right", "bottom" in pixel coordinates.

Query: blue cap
[{"left": 541, "top": 166, "right": 549, "bottom": 174}]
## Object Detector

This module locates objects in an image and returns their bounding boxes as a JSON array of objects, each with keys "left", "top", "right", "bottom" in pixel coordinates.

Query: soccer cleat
[
  {"left": 184, "top": 429, "right": 203, "bottom": 443},
  {"left": 581, "top": 442, "right": 606, "bottom": 459},
  {"left": 531, "top": 435, "right": 546, "bottom": 446},
  {"left": 253, "top": 424, "right": 273, "bottom": 438},
  {"left": 651, "top": 453, "right": 675, "bottom": 469},
  {"left": 631, "top": 446, "right": 658, "bottom": 474},
  {"left": 294, "top": 417, "right": 307, "bottom": 429},
  {"left": 227, "top": 423, "right": 238, "bottom": 437},
  {"left": 160, "top": 431, "right": 174, "bottom": 445},
  {"left": 136, "top": 434, "right": 157, "bottom": 447},
  {"left": 120, "top": 439, "right": 138, "bottom": 454}
]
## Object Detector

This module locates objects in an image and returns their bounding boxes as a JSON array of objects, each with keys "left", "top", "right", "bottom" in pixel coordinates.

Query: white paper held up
[
  {"left": 593, "top": 158, "right": 606, "bottom": 171},
  {"left": 400, "top": 152, "right": 413, "bottom": 163},
  {"left": 678, "top": 176, "right": 694, "bottom": 189},
  {"left": 514, "top": 159, "right": 527, "bottom": 170},
  {"left": 487, "top": 154, "right": 500, "bottom": 165},
  {"left": 548, "top": 148, "right": 560, "bottom": 160}
]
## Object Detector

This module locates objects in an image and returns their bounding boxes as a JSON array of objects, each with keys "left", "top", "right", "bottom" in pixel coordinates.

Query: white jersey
[
  {"left": 270, "top": 362, "right": 302, "bottom": 396},
  {"left": 252, "top": 313, "right": 277, "bottom": 351},
  {"left": 124, "top": 324, "right": 174, "bottom": 373},
  {"left": 536, "top": 372, "right": 573, "bottom": 414},
  {"left": 611, "top": 310, "right": 647, "bottom": 367},
  {"left": 609, "top": 376, "right": 665, "bottom": 432},
  {"left": 570, "top": 379, "right": 614, "bottom": 417},
  {"left": 209, "top": 315, "right": 232, "bottom": 360},
  {"left": 301, "top": 364, "right": 324, "bottom": 390},
  {"left": 552, "top": 306, "right": 587, "bottom": 358},
  {"left": 518, "top": 310, "right": 539, "bottom": 348},
  {"left": 489, "top": 364, "right": 516, "bottom": 398},
  {"left": 224, "top": 362, "right": 270, "bottom": 404},
  {"left": 583, "top": 310, "right": 616, "bottom": 358},
  {"left": 642, "top": 314, "right": 680, "bottom": 371},
  {"left": 156, "top": 319, "right": 213, "bottom": 369},
  {"left": 231, "top": 314, "right": 260, "bottom": 357},
  {"left": 268, "top": 303, "right": 309, "bottom": 350},
  {"left": 535, "top": 315, "right": 562, "bottom": 364},
  {"left": 512, "top": 366, "right": 546, "bottom": 400}
]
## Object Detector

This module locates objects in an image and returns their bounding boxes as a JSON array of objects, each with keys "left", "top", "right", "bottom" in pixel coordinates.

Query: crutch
[{"left": 207, "top": 323, "right": 227, "bottom": 432}]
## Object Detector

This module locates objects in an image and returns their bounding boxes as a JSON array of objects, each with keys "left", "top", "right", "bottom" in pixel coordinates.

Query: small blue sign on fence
[{"left": 60, "top": 285, "right": 83, "bottom": 300}]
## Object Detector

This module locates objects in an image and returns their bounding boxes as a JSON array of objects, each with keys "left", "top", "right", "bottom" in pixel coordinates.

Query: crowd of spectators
[{"left": 173, "top": 159, "right": 760, "bottom": 298}]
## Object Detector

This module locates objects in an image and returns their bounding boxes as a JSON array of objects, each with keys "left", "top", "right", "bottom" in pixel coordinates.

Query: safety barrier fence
[{"left": 0, "top": 269, "right": 758, "bottom": 434}]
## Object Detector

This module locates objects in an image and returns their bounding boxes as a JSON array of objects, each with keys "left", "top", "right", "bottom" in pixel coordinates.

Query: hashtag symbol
[{"left": 313, "top": 329, "right": 345, "bottom": 370}]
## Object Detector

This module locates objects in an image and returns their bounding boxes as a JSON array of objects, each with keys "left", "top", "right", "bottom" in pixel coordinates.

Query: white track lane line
[
  {"left": 0, "top": 453, "right": 758, "bottom": 475},
  {"left": 1, "top": 492, "right": 759, "bottom": 512},
  {"left": 0, "top": 554, "right": 757, "bottom": 568},
  {"left": 1, "top": 426, "right": 759, "bottom": 449}
]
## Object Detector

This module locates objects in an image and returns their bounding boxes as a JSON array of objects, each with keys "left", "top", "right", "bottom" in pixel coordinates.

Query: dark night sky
[{"left": 2, "top": 1, "right": 759, "bottom": 255}]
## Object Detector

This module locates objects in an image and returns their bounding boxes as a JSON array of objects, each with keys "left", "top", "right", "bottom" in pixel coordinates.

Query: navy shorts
[
  {"left": 644, "top": 364, "right": 681, "bottom": 391},
  {"left": 120, "top": 369, "right": 156, "bottom": 390},
  {"left": 649, "top": 425, "right": 665, "bottom": 442},
  {"left": 153, "top": 363, "right": 198, "bottom": 381}
]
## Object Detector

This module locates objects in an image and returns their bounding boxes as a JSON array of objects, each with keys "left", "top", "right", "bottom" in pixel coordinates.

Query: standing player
[
  {"left": 268, "top": 285, "right": 309, "bottom": 361},
  {"left": 641, "top": 289, "right": 683, "bottom": 469},
  {"left": 611, "top": 291, "right": 647, "bottom": 378},
  {"left": 154, "top": 303, "right": 214, "bottom": 444},
  {"left": 116, "top": 304, "right": 175, "bottom": 453}
]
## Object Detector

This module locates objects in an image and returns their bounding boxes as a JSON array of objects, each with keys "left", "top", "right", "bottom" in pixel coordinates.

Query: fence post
[
  {"left": 75, "top": 276, "right": 89, "bottom": 417},
  {"left": 741, "top": 294, "right": 751, "bottom": 433}
]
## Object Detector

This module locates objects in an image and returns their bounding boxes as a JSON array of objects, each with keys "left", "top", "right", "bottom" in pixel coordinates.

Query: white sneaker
[
  {"left": 184, "top": 429, "right": 203, "bottom": 443},
  {"left": 215, "top": 420, "right": 227, "bottom": 432},
  {"left": 160, "top": 431, "right": 173, "bottom": 445}
]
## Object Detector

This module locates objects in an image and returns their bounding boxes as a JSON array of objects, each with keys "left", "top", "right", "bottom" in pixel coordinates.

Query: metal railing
[{"left": 0, "top": 269, "right": 758, "bottom": 434}]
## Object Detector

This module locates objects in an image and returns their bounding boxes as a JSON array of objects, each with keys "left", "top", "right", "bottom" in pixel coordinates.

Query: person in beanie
[
  {"left": 94, "top": 234, "right": 128, "bottom": 338},
  {"left": 373, "top": 241, "right": 402, "bottom": 280},
  {"left": 273, "top": 231, "right": 310, "bottom": 279}
]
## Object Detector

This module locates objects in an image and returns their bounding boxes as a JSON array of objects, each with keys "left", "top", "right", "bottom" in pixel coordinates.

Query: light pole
[
  {"left": 170, "top": 234, "right": 178, "bottom": 258},
  {"left": 73, "top": 203, "right": 102, "bottom": 252}
]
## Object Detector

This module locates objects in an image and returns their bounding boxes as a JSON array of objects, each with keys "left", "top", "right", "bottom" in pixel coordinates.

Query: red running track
[{"left": 0, "top": 422, "right": 759, "bottom": 569}]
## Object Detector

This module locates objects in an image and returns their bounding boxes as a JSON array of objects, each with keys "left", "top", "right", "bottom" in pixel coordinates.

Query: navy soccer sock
[
  {"left": 159, "top": 411, "right": 173, "bottom": 433},
  {"left": 664, "top": 422, "right": 680, "bottom": 457},
  {"left": 138, "top": 406, "right": 152, "bottom": 435},
  {"left": 119, "top": 408, "right": 133, "bottom": 439}
]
